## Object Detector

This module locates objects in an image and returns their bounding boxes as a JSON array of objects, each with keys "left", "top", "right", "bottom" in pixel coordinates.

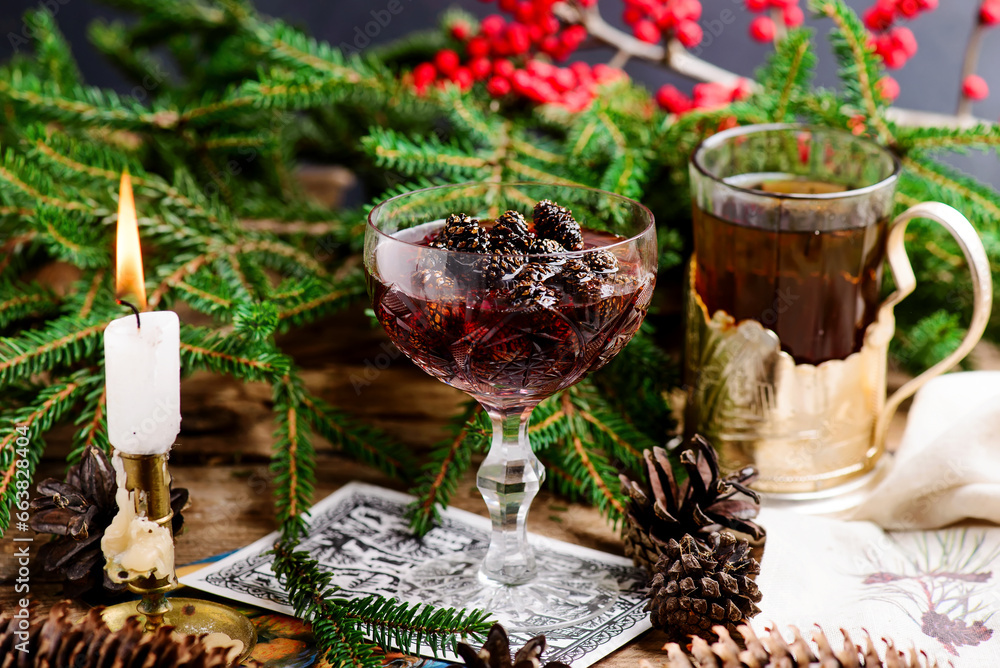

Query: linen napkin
[
  {"left": 851, "top": 370, "right": 1000, "bottom": 529},
  {"left": 752, "top": 507, "right": 1000, "bottom": 666}
]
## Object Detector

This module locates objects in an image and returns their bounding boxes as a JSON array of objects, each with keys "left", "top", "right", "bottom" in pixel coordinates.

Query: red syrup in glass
[{"left": 367, "top": 224, "right": 655, "bottom": 403}]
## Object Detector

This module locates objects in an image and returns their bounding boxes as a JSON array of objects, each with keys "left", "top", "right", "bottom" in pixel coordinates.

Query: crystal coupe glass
[{"left": 365, "top": 182, "right": 656, "bottom": 631}]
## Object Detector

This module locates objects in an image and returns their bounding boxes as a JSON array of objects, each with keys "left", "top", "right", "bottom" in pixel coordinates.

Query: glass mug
[{"left": 684, "top": 124, "right": 992, "bottom": 503}]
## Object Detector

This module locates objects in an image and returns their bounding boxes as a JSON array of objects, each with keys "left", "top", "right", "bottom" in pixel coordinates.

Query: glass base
[
  {"left": 401, "top": 547, "right": 619, "bottom": 633},
  {"left": 759, "top": 454, "right": 892, "bottom": 516}
]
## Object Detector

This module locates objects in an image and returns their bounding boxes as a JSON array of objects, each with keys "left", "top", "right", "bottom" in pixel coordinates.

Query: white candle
[{"left": 104, "top": 311, "right": 181, "bottom": 454}]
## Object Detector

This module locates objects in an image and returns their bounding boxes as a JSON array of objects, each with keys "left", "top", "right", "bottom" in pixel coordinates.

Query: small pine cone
[
  {"left": 413, "top": 269, "right": 456, "bottom": 295},
  {"left": 532, "top": 200, "right": 573, "bottom": 236},
  {"left": 510, "top": 281, "right": 558, "bottom": 309},
  {"left": 515, "top": 262, "right": 559, "bottom": 283},
  {"left": 438, "top": 213, "right": 490, "bottom": 253},
  {"left": 547, "top": 221, "right": 584, "bottom": 251},
  {"left": 0, "top": 602, "right": 236, "bottom": 667},
  {"left": 647, "top": 532, "right": 762, "bottom": 643},
  {"left": 658, "top": 624, "right": 946, "bottom": 667},
  {"left": 456, "top": 623, "right": 570, "bottom": 668},
  {"left": 491, "top": 210, "right": 532, "bottom": 253},
  {"left": 528, "top": 238, "right": 567, "bottom": 256},
  {"left": 561, "top": 262, "right": 602, "bottom": 301},
  {"left": 619, "top": 435, "right": 764, "bottom": 572},
  {"left": 585, "top": 250, "right": 619, "bottom": 275}
]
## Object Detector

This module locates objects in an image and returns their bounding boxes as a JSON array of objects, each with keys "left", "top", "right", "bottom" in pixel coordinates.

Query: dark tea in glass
[{"left": 692, "top": 175, "right": 888, "bottom": 365}]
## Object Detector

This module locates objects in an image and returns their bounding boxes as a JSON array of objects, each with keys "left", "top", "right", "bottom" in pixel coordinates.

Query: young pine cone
[
  {"left": 0, "top": 602, "right": 235, "bottom": 667},
  {"left": 647, "top": 532, "right": 762, "bottom": 643},
  {"left": 620, "top": 435, "right": 764, "bottom": 572},
  {"left": 652, "top": 624, "right": 948, "bottom": 668},
  {"left": 456, "top": 623, "right": 571, "bottom": 668}
]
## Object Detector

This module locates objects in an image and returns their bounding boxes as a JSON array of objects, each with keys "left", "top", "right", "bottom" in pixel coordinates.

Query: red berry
[
  {"left": 413, "top": 62, "right": 437, "bottom": 87},
  {"left": 864, "top": 6, "right": 894, "bottom": 31},
  {"left": 745, "top": 0, "right": 769, "bottom": 10},
  {"left": 897, "top": 0, "right": 920, "bottom": 18},
  {"left": 783, "top": 5, "right": 805, "bottom": 26},
  {"left": 467, "top": 36, "right": 490, "bottom": 58},
  {"left": 693, "top": 82, "right": 733, "bottom": 108},
  {"left": 434, "top": 49, "right": 460, "bottom": 75},
  {"left": 506, "top": 23, "right": 532, "bottom": 54},
  {"left": 891, "top": 26, "right": 918, "bottom": 57},
  {"left": 569, "top": 61, "right": 594, "bottom": 83},
  {"left": 674, "top": 0, "right": 702, "bottom": 22},
  {"left": 675, "top": 21, "right": 703, "bottom": 47},
  {"left": 562, "top": 25, "right": 587, "bottom": 47},
  {"left": 963, "top": 74, "right": 990, "bottom": 101},
  {"left": 633, "top": 19, "right": 662, "bottom": 43},
  {"left": 656, "top": 84, "right": 693, "bottom": 114},
  {"left": 451, "top": 67, "right": 473, "bottom": 90},
  {"left": 493, "top": 58, "right": 516, "bottom": 78},
  {"left": 514, "top": 1, "right": 534, "bottom": 23},
  {"left": 592, "top": 63, "right": 623, "bottom": 83},
  {"left": 982, "top": 0, "right": 1000, "bottom": 25},
  {"left": 749, "top": 16, "right": 776, "bottom": 42},
  {"left": 527, "top": 60, "right": 555, "bottom": 79},
  {"left": 469, "top": 57, "right": 493, "bottom": 80},
  {"left": 622, "top": 6, "right": 643, "bottom": 24},
  {"left": 480, "top": 15, "right": 506, "bottom": 37},
  {"left": 768, "top": 0, "right": 797, "bottom": 8},
  {"left": 918, "top": 0, "right": 938, "bottom": 9},
  {"left": 486, "top": 75, "right": 512, "bottom": 97},
  {"left": 450, "top": 22, "right": 471, "bottom": 41},
  {"left": 877, "top": 76, "right": 900, "bottom": 101},
  {"left": 540, "top": 35, "right": 561, "bottom": 55},
  {"left": 498, "top": 0, "right": 517, "bottom": 11}
]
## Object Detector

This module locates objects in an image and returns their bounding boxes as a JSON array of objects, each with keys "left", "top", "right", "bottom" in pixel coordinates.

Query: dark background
[{"left": 1, "top": 0, "right": 997, "bottom": 184}]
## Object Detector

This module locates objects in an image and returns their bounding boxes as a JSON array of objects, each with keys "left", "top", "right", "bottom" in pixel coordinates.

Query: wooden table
[{"left": 0, "top": 303, "right": 954, "bottom": 666}]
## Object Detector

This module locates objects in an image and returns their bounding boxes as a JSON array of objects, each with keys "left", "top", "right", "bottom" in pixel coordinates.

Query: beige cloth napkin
[{"left": 851, "top": 370, "right": 1000, "bottom": 529}]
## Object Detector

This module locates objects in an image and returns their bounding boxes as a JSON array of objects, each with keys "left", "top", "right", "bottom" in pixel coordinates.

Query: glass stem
[{"left": 477, "top": 403, "right": 544, "bottom": 585}]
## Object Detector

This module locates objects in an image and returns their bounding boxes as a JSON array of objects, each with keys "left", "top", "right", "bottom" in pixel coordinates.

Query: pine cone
[
  {"left": 0, "top": 601, "right": 235, "bottom": 667},
  {"left": 532, "top": 200, "right": 583, "bottom": 251},
  {"left": 456, "top": 623, "right": 571, "bottom": 668},
  {"left": 647, "top": 533, "right": 762, "bottom": 642},
  {"left": 29, "top": 446, "right": 189, "bottom": 596},
  {"left": 653, "top": 624, "right": 947, "bottom": 667},
  {"left": 619, "top": 435, "right": 764, "bottom": 572}
]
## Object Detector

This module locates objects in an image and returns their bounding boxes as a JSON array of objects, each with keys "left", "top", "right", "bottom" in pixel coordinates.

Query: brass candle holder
[{"left": 101, "top": 451, "right": 257, "bottom": 665}]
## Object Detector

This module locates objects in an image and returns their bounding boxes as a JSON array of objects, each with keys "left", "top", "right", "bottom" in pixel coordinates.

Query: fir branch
[
  {"left": 24, "top": 9, "right": 83, "bottom": 93},
  {"left": 0, "top": 283, "right": 59, "bottom": 329},
  {"left": 339, "top": 596, "right": 492, "bottom": 656},
  {"left": 0, "top": 375, "right": 90, "bottom": 533},
  {"left": 79, "top": 270, "right": 106, "bottom": 319},
  {"left": 179, "top": 326, "right": 291, "bottom": 382},
  {"left": 271, "top": 541, "right": 380, "bottom": 668},
  {"left": 894, "top": 123, "right": 1000, "bottom": 155},
  {"left": 271, "top": 377, "right": 316, "bottom": 530},
  {"left": 406, "top": 403, "right": 487, "bottom": 537},
  {"left": 756, "top": 28, "right": 816, "bottom": 121},
  {"left": 70, "top": 383, "right": 109, "bottom": 464},
  {"left": 556, "top": 391, "right": 626, "bottom": 522},
  {"left": 901, "top": 156, "right": 1000, "bottom": 222},
  {"left": 0, "top": 319, "right": 105, "bottom": 386},
  {"left": 809, "top": 0, "right": 892, "bottom": 142}
]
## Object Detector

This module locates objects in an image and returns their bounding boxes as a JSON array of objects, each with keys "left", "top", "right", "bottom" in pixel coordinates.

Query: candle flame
[{"left": 115, "top": 171, "right": 146, "bottom": 310}]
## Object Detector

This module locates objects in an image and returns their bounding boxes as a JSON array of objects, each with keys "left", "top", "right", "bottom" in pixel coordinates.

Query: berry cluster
[
  {"left": 620, "top": 0, "right": 704, "bottom": 48},
  {"left": 411, "top": 6, "right": 625, "bottom": 111},
  {"left": 425, "top": 200, "right": 623, "bottom": 308},
  {"left": 743, "top": 0, "right": 805, "bottom": 44},
  {"left": 655, "top": 79, "right": 751, "bottom": 115},
  {"left": 863, "top": 0, "right": 936, "bottom": 71}
]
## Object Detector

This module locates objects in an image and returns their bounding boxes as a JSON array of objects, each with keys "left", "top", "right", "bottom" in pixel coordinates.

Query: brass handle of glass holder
[{"left": 873, "top": 202, "right": 993, "bottom": 456}]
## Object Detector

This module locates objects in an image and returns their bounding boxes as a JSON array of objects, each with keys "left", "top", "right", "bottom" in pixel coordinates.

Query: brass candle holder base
[
  {"left": 102, "top": 597, "right": 257, "bottom": 665},
  {"left": 102, "top": 451, "right": 256, "bottom": 666}
]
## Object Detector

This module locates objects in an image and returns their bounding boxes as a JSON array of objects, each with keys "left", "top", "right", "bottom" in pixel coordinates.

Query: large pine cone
[
  {"left": 0, "top": 602, "right": 235, "bottom": 667},
  {"left": 620, "top": 435, "right": 764, "bottom": 572},
  {"left": 647, "top": 533, "right": 762, "bottom": 642},
  {"left": 29, "top": 446, "right": 189, "bottom": 596},
  {"left": 456, "top": 624, "right": 571, "bottom": 668},
  {"left": 652, "top": 624, "right": 946, "bottom": 667}
]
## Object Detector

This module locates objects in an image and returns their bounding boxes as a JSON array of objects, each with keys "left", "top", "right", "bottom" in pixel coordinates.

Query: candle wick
[{"left": 117, "top": 300, "right": 142, "bottom": 329}]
